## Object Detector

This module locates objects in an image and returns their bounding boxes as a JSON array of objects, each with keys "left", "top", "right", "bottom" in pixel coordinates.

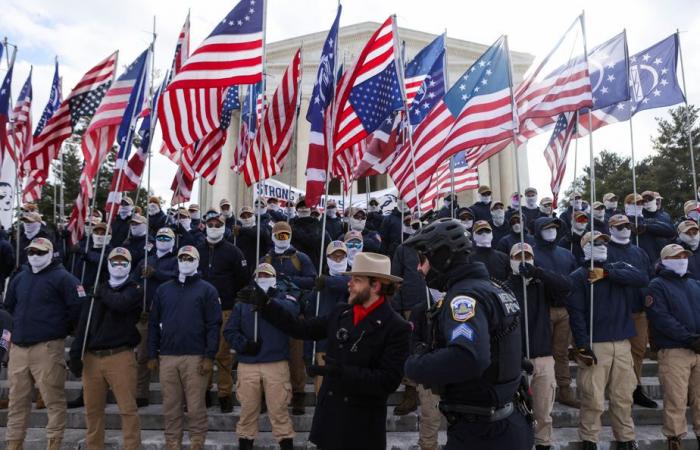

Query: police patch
[
  {"left": 645, "top": 295, "right": 654, "bottom": 307},
  {"left": 497, "top": 292, "right": 520, "bottom": 317},
  {"left": 450, "top": 296, "right": 476, "bottom": 322},
  {"left": 451, "top": 323, "right": 475, "bottom": 342}
]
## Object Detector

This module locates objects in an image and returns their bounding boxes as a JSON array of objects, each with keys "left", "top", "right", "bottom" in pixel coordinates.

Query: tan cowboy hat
[{"left": 342, "top": 252, "right": 402, "bottom": 283}]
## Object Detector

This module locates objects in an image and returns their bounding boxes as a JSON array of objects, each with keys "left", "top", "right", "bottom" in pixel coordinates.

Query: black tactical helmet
[{"left": 404, "top": 218, "right": 472, "bottom": 258}]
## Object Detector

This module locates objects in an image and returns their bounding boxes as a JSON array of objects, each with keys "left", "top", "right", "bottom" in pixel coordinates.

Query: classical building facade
[{"left": 203, "top": 22, "right": 533, "bottom": 210}]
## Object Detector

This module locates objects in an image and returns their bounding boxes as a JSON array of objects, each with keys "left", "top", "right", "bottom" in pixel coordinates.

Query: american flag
[
  {"left": 33, "top": 60, "right": 61, "bottom": 137},
  {"left": 544, "top": 112, "right": 576, "bottom": 208},
  {"left": 9, "top": 69, "right": 33, "bottom": 169},
  {"left": 158, "top": 0, "right": 263, "bottom": 154},
  {"left": 405, "top": 33, "right": 445, "bottom": 111},
  {"left": 304, "top": 5, "right": 341, "bottom": 207},
  {"left": 332, "top": 16, "right": 403, "bottom": 155},
  {"left": 243, "top": 49, "right": 302, "bottom": 186},
  {"left": 390, "top": 36, "right": 514, "bottom": 210},
  {"left": 423, "top": 150, "right": 479, "bottom": 209},
  {"left": 23, "top": 52, "right": 118, "bottom": 203},
  {"left": 354, "top": 113, "right": 402, "bottom": 179},
  {"left": 232, "top": 81, "right": 262, "bottom": 172},
  {"left": 0, "top": 61, "right": 15, "bottom": 167},
  {"left": 333, "top": 140, "right": 365, "bottom": 194}
]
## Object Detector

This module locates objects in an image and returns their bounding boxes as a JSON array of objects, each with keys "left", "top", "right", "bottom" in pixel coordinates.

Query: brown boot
[
  {"left": 46, "top": 437, "right": 62, "bottom": 450},
  {"left": 190, "top": 435, "right": 205, "bottom": 450},
  {"left": 393, "top": 385, "right": 418, "bottom": 416},
  {"left": 556, "top": 386, "right": 580, "bottom": 409},
  {"left": 667, "top": 436, "right": 682, "bottom": 450},
  {"left": 165, "top": 439, "right": 181, "bottom": 450},
  {"left": 0, "top": 398, "right": 9, "bottom": 409},
  {"left": 5, "top": 441, "right": 23, "bottom": 450},
  {"left": 35, "top": 391, "right": 46, "bottom": 409}
]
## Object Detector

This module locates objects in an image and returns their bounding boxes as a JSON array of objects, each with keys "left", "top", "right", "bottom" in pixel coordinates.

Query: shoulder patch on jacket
[
  {"left": 644, "top": 295, "right": 654, "bottom": 307},
  {"left": 76, "top": 285, "right": 86, "bottom": 298},
  {"left": 450, "top": 296, "right": 476, "bottom": 322},
  {"left": 450, "top": 323, "right": 475, "bottom": 342}
]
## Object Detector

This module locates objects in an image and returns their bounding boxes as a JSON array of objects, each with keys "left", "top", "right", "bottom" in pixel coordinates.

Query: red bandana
[{"left": 353, "top": 296, "right": 385, "bottom": 326}]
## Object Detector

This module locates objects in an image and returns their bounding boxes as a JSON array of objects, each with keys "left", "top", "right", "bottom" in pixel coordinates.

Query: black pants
[{"left": 445, "top": 410, "right": 534, "bottom": 450}]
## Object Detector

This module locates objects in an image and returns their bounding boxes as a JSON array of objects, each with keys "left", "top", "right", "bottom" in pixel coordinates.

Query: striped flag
[
  {"left": 389, "top": 36, "right": 514, "bottom": 210},
  {"left": 404, "top": 33, "right": 445, "bottom": 111},
  {"left": 232, "top": 81, "right": 262, "bottom": 172},
  {"left": 242, "top": 49, "right": 302, "bottom": 186},
  {"left": 0, "top": 59, "right": 14, "bottom": 169},
  {"left": 422, "top": 150, "right": 479, "bottom": 210},
  {"left": 158, "top": 0, "right": 263, "bottom": 154},
  {"left": 9, "top": 69, "right": 33, "bottom": 169},
  {"left": 23, "top": 52, "right": 118, "bottom": 203},
  {"left": 544, "top": 112, "right": 576, "bottom": 208}
]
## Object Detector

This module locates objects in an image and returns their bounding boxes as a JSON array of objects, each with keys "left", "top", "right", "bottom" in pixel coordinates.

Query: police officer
[{"left": 403, "top": 219, "right": 534, "bottom": 450}]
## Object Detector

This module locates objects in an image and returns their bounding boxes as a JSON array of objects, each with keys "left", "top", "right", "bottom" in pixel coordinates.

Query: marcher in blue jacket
[
  {"left": 380, "top": 202, "right": 409, "bottom": 258},
  {"left": 111, "top": 197, "right": 135, "bottom": 246},
  {"left": 625, "top": 193, "right": 676, "bottom": 264},
  {"left": 146, "top": 196, "right": 168, "bottom": 237},
  {"left": 173, "top": 208, "right": 205, "bottom": 249},
  {"left": 495, "top": 212, "right": 535, "bottom": 254},
  {"left": 489, "top": 201, "right": 510, "bottom": 245},
  {"left": 122, "top": 214, "right": 154, "bottom": 272},
  {"left": 262, "top": 221, "right": 316, "bottom": 290},
  {"left": 436, "top": 193, "right": 459, "bottom": 219},
  {"left": 557, "top": 210, "right": 588, "bottom": 264},
  {"left": 225, "top": 262, "right": 298, "bottom": 450},
  {"left": 231, "top": 205, "right": 272, "bottom": 266},
  {"left": 147, "top": 245, "right": 221, "bottom": 450},
  {"left": 603, "top": 193, "right": 621, "bottom": 222},
  {"left": 645, "top": 243, "right": 700, "bottom": 448},
  {"left": 568, "top": 231, "right": 647, "bottom": 448},
  {"left": 324, "top": 199, "right": 344, "bottom": 240},
  {"left": 676, "top": 219, "right": 700, "bottom": 280},
  {"left": 266, "top": 197, "right": 288, "bottom": 223},
  {"left": 74, "top": 222, "right": 111, "bottom": 291},
  {"left": 469, "top": 185, "right": 493, "bottom": 222},
  {"left": 366, "top": 198, "right": 384, "bottom": 232}
]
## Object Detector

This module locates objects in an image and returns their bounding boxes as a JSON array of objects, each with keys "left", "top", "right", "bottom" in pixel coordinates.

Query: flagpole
[
  {"left": 3, "top": 38, "right": 19, "bottom": 272},
  {"left": 82, "top": 42, "right": 151, "bottom": 360},
  {"left": 392, "top": 16, "right": 423, "bottom": 216},
  {"left": 504, "top": 34, "right": 530, "bottom": 360},
  {"left": 581, "top": 11, "right": 596, "bottom": 350},
  {"left": 676, "top": 29, "right": 699, "bottom": 200},
  {"left": 143, "top": 16, "right": 157, "bottom": 313},
  {"left": 570, "top": 112, "right": 579, "bottom": 241},
  {"left": 365, "top": 177, "right": 370, "bottom": 208},
  {"left": 81, "top": 157, "right": 101, "bottom": 284},
  {"left": 233, "top": 87, "right": 243, "bottom": 245}
]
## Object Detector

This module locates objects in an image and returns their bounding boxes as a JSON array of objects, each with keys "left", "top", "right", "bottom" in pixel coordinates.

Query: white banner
[{"left": 0, "top": 157, "right": 17, "bottom": 230}]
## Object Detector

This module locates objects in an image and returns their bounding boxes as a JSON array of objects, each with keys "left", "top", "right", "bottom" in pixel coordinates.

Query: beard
[{"left": 349, "top": 285, "right": 371, "bottom": 306}]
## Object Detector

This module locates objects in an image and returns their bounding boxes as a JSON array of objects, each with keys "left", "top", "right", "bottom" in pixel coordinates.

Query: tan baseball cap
[
  {"left": 509, "top": 242, "right": 534, "bottom": 258},
  {"left": 272, "top": 221, "right": 292, "bottom": 235},
  {"left": 641, "top": 191, "right": 656, "bottom": 200},
  {"left": 188, "top": 204, "right": 200, "bottom": 212},
  {"left": 478, "top": 185, "right": 492, "bottom": 194},
  {"left": 592, "top": 201, "right": 605, "bottom": 210},
  {"left": 148, "top": 196, "right": 160, "bottom": 204},
  {"left": 178, "top": 245, "right": 200, "bottom": 259},
  {"left": 491, "top": 201, "right": 504, "bottom": 210},
  {"left": 539, "top": 197, "right": 553, "bottom": 206},
  {"left": 678, "top": 220, "right": 699, "bottom": 234},
  {"left": 660, "top": 243, "right": 692, "bottom": 259},
  {"left": 108, "top": 247, "right": 132, "bottom": 262},
  {"left": 603, "top": 193, "right": 617, "bottom": 202},
  {"left": 25, "top": 237, "right": 53, "bottom": 253},
  {"left": 156, "top": 227, "right": 175, "bottom": 239},
  {"left": 129, "top": 214, "right": 147, "bottom": 225},
  {"left": 473, "top": 220, "right": 492, "bottom": 233},
  {"left": 120, "top": 196, "right": 134, "bottom": 206},
  {"left": 608, "top": 214, "right": 630, "bottom": 226},
  {"left": 93, "top": 222, "right": 108, "bottom": 232},
  {"left": 684, "top": 200, "right": 697, "bottom": 216},
  {"left": 625, "top": 193, "right": 643, "bottom": 204},
  {"left": 176, "top": 208, "right": 191, "bottom": 218},
  {"left": 219, "top": 198, "right": 232, "bottom": 207},
  {"left": 344, "top": 230, "right": 363, "bottom": 242},
  {"left": 524, "top": 187, "right": 537, "bottom": 195},
  {"left": 581, "top": 230, "right": 610, "bottom": 248},
  {"left": 256, "top": 262, "right": 276, "bottom": 277},
  {"left": 21, "top": 211, "right": 42, "bottom": 223},
  {"left": 239, "top": 206, "right": 253, "bottom": 215},
  {"left": 326, "top": 240, "right": 348, "bottom": 256}
]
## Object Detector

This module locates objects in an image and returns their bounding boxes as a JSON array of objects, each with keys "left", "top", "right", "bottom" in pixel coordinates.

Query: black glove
[
  {"left": 521, "top": 358, "right": 534, "bottom": 375},
  {"left": 518, "top": 262, "right": 540, "bottom": 279},
  {"left": 236, "top": 283, "right": 270, "bottom": 309},
  {"left": 690, "top": 336, "right": 700, "bottom": 354},
  {"left": 576, "top": 347, "right": 597, "bottom": 366},
  {"left": 241, "top": 340, "right": 262, "bottom": 356},
  {"left": 306, "top": 355, "right": 342, "bottom": 378},
  {"left": 68, "top": 357, "right": 83, "bottom": 378},
  {"left": 315, "top": 275, "right": 327, "bottom": 291}
]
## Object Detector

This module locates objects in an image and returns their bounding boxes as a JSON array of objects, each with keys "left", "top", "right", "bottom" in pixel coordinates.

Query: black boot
[
  {"left": 633, "top": 385, "right": 658, "bottom": 409},
  {"left": 291, "top": 393, "right": 305, "bottom": 415},
  {"left": 581, "top": 442, "right": 597, "bottom": 450},
  {"left": 279, "top": 438, "right": 294, "bottom": 450},
  {"left": 66, "top": 390, "right": 84, "bottom": 409},
  {"left": 239, "top": 438, "right": 254, "bottom": 450},
  {"left": 616, "top": 441, "right": 639, "bottom": 450},
  {"left": 205, "top": 389, "right": 213, "bottom": 408},
  {"left": 136, "top": 398, "right": 149, "bottom": 408},
  {"left": 219, "top": 395, "right": 233, "bottom": 413},
  {"left": 535, "top": 446, "right": 551, "bottom": 450}
]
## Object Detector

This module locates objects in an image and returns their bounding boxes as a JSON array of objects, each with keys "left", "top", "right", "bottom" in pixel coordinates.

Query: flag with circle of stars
[
  {"left": 409, "top": 52, "right": 445, "bottom": 126},
  {"left": 34, "top": 60, "right": 62, "bottom": 137},
  {"left": 213, "top": 0, "right": 262, "bottom": 36},
  {"left": 585, "top": 31, "right": 630, "bottom": 111}
]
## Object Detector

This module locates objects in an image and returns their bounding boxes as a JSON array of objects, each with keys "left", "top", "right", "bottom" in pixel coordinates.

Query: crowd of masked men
[{"left": 1, "top": 183, "right": 700, "bottom": 450}]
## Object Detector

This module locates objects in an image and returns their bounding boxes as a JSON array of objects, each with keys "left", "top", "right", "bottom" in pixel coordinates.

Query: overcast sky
[{"left": 2, "top": 0, "right": 699, "bottom": 206}]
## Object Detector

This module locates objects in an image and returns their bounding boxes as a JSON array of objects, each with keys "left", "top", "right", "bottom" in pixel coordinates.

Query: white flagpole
[
  {"left": 143, "top": 17, "right": 157, "bottom": 313},
  {"left": 443, "top": 31, "right": 456, "bottom": 219},
  {"left": 676, "top": 29, "right": 699, "bottom": 200}
]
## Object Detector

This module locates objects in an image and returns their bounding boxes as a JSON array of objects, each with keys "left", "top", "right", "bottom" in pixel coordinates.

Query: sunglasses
[
  {"left": 613, "top": 224, "right": 631, "bottom": 231},
  {"left": 178, "top": 256, "right": 195, "bottom": 262},
  {"left": 475, "top": 229, "right": 492, "bottom": 235},
  {"left": 346, "top": 241, "right": 363, "bottom": 249},
  {"left": 27, "top": 249, "right": 48, "bottom": 256},
  {"left": 156, "top": 235, "right": 173, "bottom": 242},
  {"left": 575, "top": 216, "right": 589, "bottom": 224},
  {"left": 274, "top": 233, "right": 291, "bottom": 241},
  {"left": 206, "top": 222, "right": 223, "bottom": 228},
  {"left": 109, "top": 260, "right": 129, "bottom": 268}
]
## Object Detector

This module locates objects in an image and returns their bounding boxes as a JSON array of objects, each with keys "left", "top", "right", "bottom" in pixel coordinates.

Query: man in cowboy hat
[{"left": 237, "top": 252, "right": 411, "bottom": 450}]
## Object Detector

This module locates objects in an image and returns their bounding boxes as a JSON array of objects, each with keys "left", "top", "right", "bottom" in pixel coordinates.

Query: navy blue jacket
[
  {"left": 135, "top": 250, "right": 178, "bottom": 311},
  {"left": 123, "top": 234, "right": 155, "bottom": 272},
  {"left": 231, "top": 224, "right": 271, "bottom": 270},
  {"left": 17, "top": 227, "right": 56, "bottom": 267},
  {"left": 196, "top": 239, "right": 249, "bottom": 310},
  {"left": 75, "top": 244, "right": 111, "bottom": 291},
  {"left": 148, "top": 275, "right": 221, "bottom": 359},
  {"left": 568, "top": 260, "right": 647, "bottom": 347},
  {"left": 380, "top": 208, "right": 404, "bottom": 258},
  {"left": 646, "top": 268, "right": 700, "bottom": 349},
  {"left": 69, "top": 280, "right": 142, "bottom": 358},
  {"left": 367, "top": 211, "right": 384, "bottom": 232},
  {"left": 4, "top": 262, "right": 83, "bottom": 346},
  {"left": 521, "top": 206, "right": 541, "bottom": 233},
  {"left": 471, "top": 246, "right": 510, "bottom": 282},
  {"left": 532, "top": 217, "right": 577, "bottom": 306},
  {"left": 148, "top": 211, "right": 168, "bottom": 236},
  {"left": 0, "top": 235, "right": 15, "bottom": 287},
  {"left": 495, "top": 230, "right": 535, "bottom": 255},
  {"left": 174, "top": 222, "right": 205, "bottom": 249},
  {"left": 436, "top": 202, "right": 459, "bottom": 219},
  {"left": 362, "top": 229, "right": 382, "bottom": 254},
  {"left": 490, "top": 221, "right": 510, "bottom": 248},
  {"left": 226, "top": 289, "right": 300, "bottom": 363},
  {"left": 291, "top": 216, "right": 332, "bottom": 272},
  {"left": 305, "top": 274, "right": 350, "bottom": 353},
  {"left": 634, "top": 214, "right": 676, "bottom": 263},
  {"left": 469, "top": 201, "right": 492, "bottom": 222},
  {"left": 676, "top": 238, "right": 700, "bottom": 280},
  {"left": 607, "top": 240, "right": 652, "bottom": 313},
  {"left": 111, "top": 215, "right": 132, "bottom": 247},
  {"left": 325, "top": 216, "right": 344, "bottom": 241},
  {"left": 261, "top": 246, "right": 317, "bottom": 290},
  {"left": 391, "top": 244, "right": 429, "bottom": 313},
  {"left": 558, "top": 231, "right": 585, "bottom": 264},
  {"left": 268, "top": 208, "right": 287, "bottom": 223}
]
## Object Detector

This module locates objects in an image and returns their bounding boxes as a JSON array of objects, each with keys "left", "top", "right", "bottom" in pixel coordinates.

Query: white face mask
[
  {"left": 492, "top": 210, "right": 505, "bottom": 226},
  {"left": 610, "top": 227, "right": 631, "bottom": 245},
  {"left": 510, "top": 258, "right": 534, "bottom": 275},
  {"left": 255, "top": 206, "right": 267, "bottom": 216},
  {"left": 147, "top": 203, "right": 160, "bottom": 216},
  {"left": 593, "top": 210, "right": 605, "bottom": 221},
  {"left": 286, "top": 207, "right": 297, "bottom": 217},
  {"left": 84, "top": 224, "right": 94, "bottom": 236},
  {"left": 625, "top": 204, "right": 643, "bottom": 217},
  {"left": 268, "top": 203, "right": 280, "bottom": 212},
  {"left": 644, "top": 200, "right": 658, "bottom": 212},
  {"left": 23, "top": 222, "right": 41, "bottom": 239},
  {"left": 28, "top": 253, "right": 52, "bottom": 273},
  {"left": 511, "top": 198, "right": 520, "bottom": 208},
  {"left": 662, "top": 258, "right": 688, "bottom": 276},
  {"left": 347, "top": 247, "right": 362, "bottom": 266},
  {"left": 326, "top": 208, "right": 337, "bottom": 217},
  {"left": 156, "top": 239, "right": 174, "bottom": 254},
  {"left": 190, "top": 212, "right": 201, "bottom": 220},
  {"left": 583, "top": 243, "right": 608, "bottom": 262},
  {"left": 680, "top": 232, "right": 700, "bottom": 251},
  {"left": 480, "top": 195, "right": 491, "bottom": 204},
  {"left": 272, "top": 236, "right": 291, "bottom": 253},
  {"left": 206, "top": 226, "right": 225, "bottom": 243},
  {"left": 525, "top": 196, "right": 537, "bottom": 208},
  {"left": 130, "top": 223, "right": 147, "bottom": 237},
  {"left": 256, "top": 277, "right": 277, "bottom": 292},
  {"left": 108, "top": 262, "right": 131, "bottom": 287},
  {"left": 119, "top": 206, "right": 132, "bottom": 219},
  {"left": 689, "top": 211, "right": 700, "bottom": 222},
  {"left": 573, "top": 199, "right": 583, "bottom": 210},
  {"left": 368, "top": 205, "right": 379, "bottom": 213},
  {"left": 92, "top": 234, "right": 111, "bottom": 248},
  {"left": 297, "top": 208, "right": 311, "bottom": 218},
  {"left": 604, "top": 200, "right": 618, "bottom": 210},
  {"left": 403, "top": 224, "right": 416, "bottom": 235},
  {"left": 473, "top": 232, "right": 493, "bottom": 248},
  {"left": 179, "top": 218, "right": 192, "bottom": 230},
  {"left": 539, "top": 205, "right": 552, "bottom": 215},
  {"left": 221, "top": 209, "right": 233, "bottom": 218},
  {"left": 327, "top": 257, "right": 348, "bottom": 276},
  {"left": 512, "top": 223, "right": 522, "bottom": 234},
  {"left": 178, "top": 260, "right": 199, "bottom": 278},
  {"left": 461, "top": 220, "right": 473, "bottom": 229},
  {"left": 349, "top": 218, "right": 366, "bottom": 232},
  {"left": 240, "top": 216, "right": 256, "bottom": 228},
  {"left": 573, "top": 222, "right": 588, "bottom": 234},
  {"left": 541, "top": 228, "right": 558, "bottom": 242}
]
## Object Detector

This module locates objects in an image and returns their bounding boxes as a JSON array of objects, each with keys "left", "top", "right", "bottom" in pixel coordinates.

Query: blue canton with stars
[
  {"left": 405, "top": 34, "right": 445, "bottom": 80},
  {"left": 242, "top": 82, "right": 262, "bottom": 134},
  {"left": 69, "top": 83, "right": 110, "bottom": 128},
  {"left": 442, "top": 37, "right": 510, "bottom": 119},
  {"left": 211, "top": 0, "right": 263, "bottom": 37},
  {"left": 115, "top": 48, "right": 151, "bottom": 159},
  {"left": 306, "top": 4, "right": 341, "bottom": 133},
  {"left": 220, "top": 85, "right": 240, "bottom": 130},
  {"left": 450, "top": 149, "right": 470, "bottom": 170},
  {"left": 348, "top": 60, "right": 403, "bottom": 133},
  {"left": 0, "top": 64, "right": 14, "bottom": 119},
  {"left": 586, "top": 32, "right": 629, "bottom": 110},
  {"left": 34, "top": 60, "right": 61, "bottom": 137},
  {"left": 410, "top": 52, "right": 445, "bottom": 126}
]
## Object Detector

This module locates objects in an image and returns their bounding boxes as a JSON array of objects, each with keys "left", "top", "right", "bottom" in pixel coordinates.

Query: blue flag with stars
[
  {"left": 586, "top": 31, "right": 629, "bottom": 110},
  {"left": 34, "top": 60, "right": 62, "bottom": 137},
  {"left": 0, "top": 61, "right": 14, "bottom": 157},
  {"left": 220, "top": 85, "right": 240, "bottom": 129},
  {"left": 242, "top": 82, "right": 262, "bottom": 134},
  {"left": 115, "top": 48, "right": 151, "bottom": 162},
  {"left": 409, "top": 51, "right": 445, "bottom": 126},
  {"left": 306, "top": 4, "right": 341, "bottom": 130}
]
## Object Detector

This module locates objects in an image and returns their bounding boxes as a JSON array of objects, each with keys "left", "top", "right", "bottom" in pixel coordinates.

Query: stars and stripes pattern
[
  {"left": 9, "top": 69, "right": 33, "bottom": 169},
  {"left": 232, "top": 81, "right": 262, "bottom": 171},
  {"left": 332, "top": 16, "right": 403, "bottom": 155},
  {"left": 390, "top": 36, "right": 514, "bottom": 210},
  {"left": 404, "top": 33, "right": 445, "bottom": 110},
  {"left": 423, "top": 150, "right": 479, "bottom": 210},
  {"left": 304, "top": 4, "right": 341, "bottom": 207},
  {"left": 0, "top": 60, "right": 15, "bottom": 167},
  {"left": 158, "top": 0, "right": 263, "bottom": 154},
  {"left": 23, "top": 52, "right": 118, "bottom": 203},
  {"left": 544, "top": 112, "right": 576, "bottom": 208},
  {"left": 243, "top": 49, "right": 302, "bottom": 186},
  {"left": 33, "top": 60, "right": 61, "bottom": 137}
]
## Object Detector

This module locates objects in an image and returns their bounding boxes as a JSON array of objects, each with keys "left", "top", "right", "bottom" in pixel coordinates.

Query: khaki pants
[
  {"left": 6, "top": 339, "right": 66, "bottom": 443},
  {"left": 629, "top": 312, "right": 648, "bottom": 383},
  {"left": 83, "top": 350, "right": 141, "bottom": 450},
  {"left": 210, "top": 309, "right": 233, "bottom": 398},
  {"left": 658, "top": 348, "right": 700, "bottom": 438},
  {"left": 135, "top": 318, "right": 151, "bottom": 399},
  {"left": 235, "top": 360, "right": 294, "bottom": 441},
  {"left": 160, "top": 355, "right": 209, "bottom": 444},
  {"left": 289, "top": 338, "right": 306, "bottom": 394},
  {"left": 550, "top": 306, "right": 572, "bottom": 388},
  {"left": 531, "top": 356, "right": 556, "bottom": 446},
  {"left": 313, "top": 352, "right": 326, "bottom": 394},
  {"left": 578, "top": 340, "right": 636, "bottom": 443},
  {"left": 417, "top": 384, "right": 441, "bottom": 449}
]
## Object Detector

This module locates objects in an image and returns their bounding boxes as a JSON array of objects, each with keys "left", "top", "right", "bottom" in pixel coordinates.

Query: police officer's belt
[
  {"left": 88, "top": 346, "right": 131, "bottom": 358},
  {"left": 439, "top": 401, "right": 514, "bottom": 423}
]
